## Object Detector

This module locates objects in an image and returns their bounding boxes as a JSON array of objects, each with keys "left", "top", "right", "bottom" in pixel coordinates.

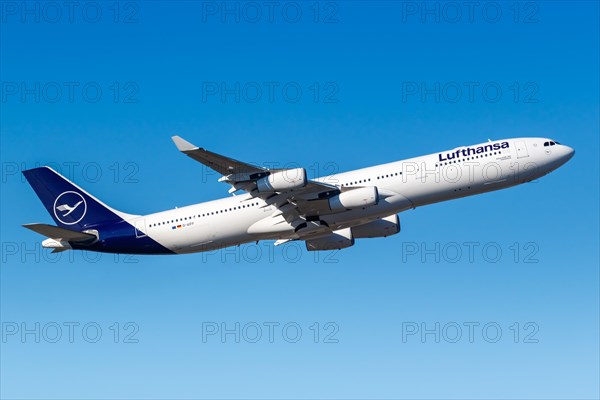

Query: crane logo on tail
[{"left": 53, "top": 191, "right": 87, "bottom": 225}]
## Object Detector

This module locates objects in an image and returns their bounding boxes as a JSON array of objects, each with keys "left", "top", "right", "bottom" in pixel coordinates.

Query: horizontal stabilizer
[{"left": 22, "top": 223, "right": 96, "bottom": 242}]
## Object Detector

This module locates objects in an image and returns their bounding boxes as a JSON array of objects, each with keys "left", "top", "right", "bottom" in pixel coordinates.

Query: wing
[
  {"left": 172, "top": 136, "right": 265, "bottom": 176},
  {"left": 171, "top": 136, "right": 342, "bottom": 219}
]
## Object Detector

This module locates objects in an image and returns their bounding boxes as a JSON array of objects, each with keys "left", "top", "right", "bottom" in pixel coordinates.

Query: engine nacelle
[
  {"left": 351, "top": 214, "right": 400, "bottom": 239},
  {"left": 256, "top": 168, "right": 307, "bottom": 192},
  {"left": 329, "top": 186, "right": 378, "bottom": 211},
  {"left": 305, "top": 228, "right": 354, "bottom": 251}
]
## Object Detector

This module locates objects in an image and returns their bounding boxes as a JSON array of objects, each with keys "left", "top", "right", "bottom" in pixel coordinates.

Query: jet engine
[
  {"left": 257, "top": 168, "right": 307, "bottom": 192},
  {"left": 329, "top": 186, "right": 378, "bottom": 212},
  {"left": 305, "top": 228, "right": 354, "bottom": 251},
  {"left": 351, "top": 214, "right": 400, "bottom": 238}
]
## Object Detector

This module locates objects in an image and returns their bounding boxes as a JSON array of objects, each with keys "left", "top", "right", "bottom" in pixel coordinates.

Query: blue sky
[{"left": 1, "top": 1, "right": 598, "bottom": 399}]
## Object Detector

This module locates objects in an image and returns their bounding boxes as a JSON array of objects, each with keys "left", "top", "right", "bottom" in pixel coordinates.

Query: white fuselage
[{"left": 129, "top": 137, "right": 574, "bottom": 254}]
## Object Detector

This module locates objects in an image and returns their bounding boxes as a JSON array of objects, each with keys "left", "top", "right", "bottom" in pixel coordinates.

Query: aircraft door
[
  {"left": 515, "top": 141, "right": 529, "bottom": 158},
  {"left": 134, "top": 219, "right": 147, "bottom": 238}
]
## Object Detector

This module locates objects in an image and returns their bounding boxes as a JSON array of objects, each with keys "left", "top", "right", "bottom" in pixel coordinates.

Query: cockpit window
[
  {"left": 550, "top": 141, "right": 556, "bottom": 146},
  {"left": 544, "top": 142, "right": 549, "bottom": 146}
]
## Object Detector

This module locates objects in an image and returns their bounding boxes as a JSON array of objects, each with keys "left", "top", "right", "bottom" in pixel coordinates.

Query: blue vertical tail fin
[{"left": 22, "top": 167, "right": 134, "bottom": 230}]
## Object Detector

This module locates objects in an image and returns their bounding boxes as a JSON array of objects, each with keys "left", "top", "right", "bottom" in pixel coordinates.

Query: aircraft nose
[{"left": 564, "top": 146, "right": 575, "bottom": 161}]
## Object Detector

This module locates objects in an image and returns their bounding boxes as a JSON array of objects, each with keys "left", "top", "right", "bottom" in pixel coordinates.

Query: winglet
[{"left": 171, "top": 135, "right": 200, "bottom": 152}]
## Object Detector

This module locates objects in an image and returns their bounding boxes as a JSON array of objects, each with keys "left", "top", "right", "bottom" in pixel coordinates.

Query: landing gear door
[
  {"left": 134, "top": 219, "right": 147, "bottom": 238},
  {"left": 515, "top": 141, "right": 529, "bottom": 159}
]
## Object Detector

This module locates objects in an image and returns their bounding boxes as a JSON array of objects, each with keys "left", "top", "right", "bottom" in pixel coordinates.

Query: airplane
[{"left": 22, "top": 136, "right": 574, "bottom": 255}]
